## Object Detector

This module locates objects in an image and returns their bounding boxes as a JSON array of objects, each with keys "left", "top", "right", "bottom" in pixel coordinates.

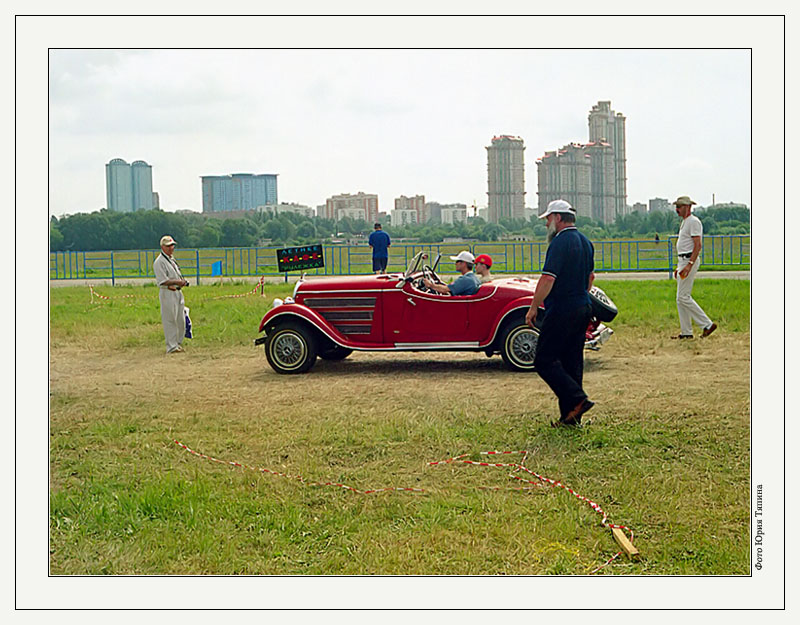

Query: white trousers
[
  {"left": 676, "top": 258, "right": 713, "bottom": 336},
  {"left": 159, "top": 288, "right": 186, "bottom": 353}
]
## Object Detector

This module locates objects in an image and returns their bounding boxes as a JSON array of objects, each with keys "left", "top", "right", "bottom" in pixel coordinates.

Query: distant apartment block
[
  {"left": 106, "top": 158, "right": 156, "bottom": 212},
  {"left": 425, "top": 202, "right": 443, "bottom": 224},
  {"left": 256, "top": 202, "right": 314, "bottom": 219},
  {"left": 649, "top": 197, "right": 671, "bottom": 213},
  {"left": 633, "top": 202, "right": 647, "bottom": 214},
  {"left": 395, "top": 194, "right": 426, "bottom": 223},
  {"left": 487, "top": 135, "right": 526, "bottom": 222},
  {"left": 324, "top": 192, "right": 379, "bottom": 224},
  {"left": 393, "top": 209, "right": 419, "bottom": 226},
  {"left": 201, "top": 173, "right": 278, "bottom": 213},
  {"left": 536, "top": 101, "right": 627, "bottom": 223},
  {"left": 441, "top": 206, "right": 468, "bottom": 225}
]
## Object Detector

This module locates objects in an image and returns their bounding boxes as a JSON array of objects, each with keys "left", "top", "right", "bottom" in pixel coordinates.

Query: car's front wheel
[
  {"left": 500, "top": 321, "right": 539, "bottom": 372},
  {"left": 265, "top": 321, "right": 317, "bottom": 374}
]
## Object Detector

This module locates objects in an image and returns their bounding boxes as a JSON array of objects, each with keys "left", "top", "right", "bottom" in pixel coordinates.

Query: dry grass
[{"left": 49, "top": 281, "right": 750, "bottom": 575}]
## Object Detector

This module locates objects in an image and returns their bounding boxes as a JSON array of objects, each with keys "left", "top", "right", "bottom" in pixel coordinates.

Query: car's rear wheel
[
  {"left": 319, "top": 344, "right": 353, "bottom": 361},
  {"left": 265, "top": 321, "right": 317, "bottom": 374},
  {"left": 500, "top": 321, "right": 539, "bottom": 372}
]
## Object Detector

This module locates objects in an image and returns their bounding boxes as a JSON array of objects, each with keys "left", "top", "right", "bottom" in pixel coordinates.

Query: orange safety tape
[
  {"left": 88, "top": 278, "right": 266, "bottom": 304},
  {"left": 174, "top": 441, "right": 635, "bottom": 573}
]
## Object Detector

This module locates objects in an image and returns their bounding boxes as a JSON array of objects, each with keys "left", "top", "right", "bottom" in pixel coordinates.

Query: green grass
[
  {"left": 49, "top": 279, "right": 750, "bottom": 575},
  {"left": 597, "top": 278, "right": 750, "bottom": 335}
]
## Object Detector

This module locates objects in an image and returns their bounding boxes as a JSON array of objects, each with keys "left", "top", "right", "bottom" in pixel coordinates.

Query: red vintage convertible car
[{"left": 255, "top": 251, "right": 616, "bottom": 374}]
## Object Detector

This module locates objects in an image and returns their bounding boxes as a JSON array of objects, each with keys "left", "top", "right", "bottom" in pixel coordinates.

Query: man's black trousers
[{"left": 533, "top": 303, "right": 592, "bottom": 418}]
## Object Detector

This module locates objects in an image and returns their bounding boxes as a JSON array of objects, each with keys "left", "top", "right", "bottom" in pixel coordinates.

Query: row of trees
[{"left": 50, "top": 204, "right": 750, "bottom": 252}]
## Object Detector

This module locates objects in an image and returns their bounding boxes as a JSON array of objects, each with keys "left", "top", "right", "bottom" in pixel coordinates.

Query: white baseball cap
[
  {"left": 160, "top": 235, "right": 177, "bottom": 246},
  {"left": 449, "top": 250, "right": 475, "bottom": 263},
  {"left": 539, "top": 199, "right": 576, "bottom": 219}
]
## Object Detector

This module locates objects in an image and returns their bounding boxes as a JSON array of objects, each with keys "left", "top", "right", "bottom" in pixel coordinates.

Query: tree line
[{"left": 50, "top": 204, "right": 750, "bottom": 252}]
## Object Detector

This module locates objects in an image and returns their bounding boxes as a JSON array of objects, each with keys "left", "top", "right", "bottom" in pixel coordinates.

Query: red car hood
[{"left": 296, "top": 273, "right": 403, "bottom": 292}]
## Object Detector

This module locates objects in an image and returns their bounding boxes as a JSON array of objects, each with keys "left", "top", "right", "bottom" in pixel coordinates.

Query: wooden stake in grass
[{"left": 612, "top": 528, "right": 640, "bottom": 558}]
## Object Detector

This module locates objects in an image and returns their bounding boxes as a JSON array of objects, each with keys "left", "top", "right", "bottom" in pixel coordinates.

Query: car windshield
[
  {"left": 403, "top": 251, "right": 427, "bottom": 279},
  {"left": 403, "top": 251, "right": 443, "bottom": 279}
]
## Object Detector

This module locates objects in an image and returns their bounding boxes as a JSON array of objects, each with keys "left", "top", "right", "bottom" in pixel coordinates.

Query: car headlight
[{"left": 272, "top": 298, "right": 284, "bottom": 309}]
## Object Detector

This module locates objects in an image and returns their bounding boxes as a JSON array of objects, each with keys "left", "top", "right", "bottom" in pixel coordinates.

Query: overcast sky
[{"left": 49, "top": 48, "right": 750, "bottom": 217}]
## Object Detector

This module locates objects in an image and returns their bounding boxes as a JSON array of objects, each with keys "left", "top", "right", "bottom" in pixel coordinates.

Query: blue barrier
[{"left": 49, "top": 235, "right": 750, "bottom": 281}]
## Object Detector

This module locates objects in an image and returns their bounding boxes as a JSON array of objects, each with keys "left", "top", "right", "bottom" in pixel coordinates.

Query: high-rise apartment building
[
  {"left": 536, "top": 141, "right": 616, "bottom": 223},
  {"left": 536, "top": 101, "right": 627, "bottom": 223},
  {"left": 486, "top": 135, "right": 526, "bottom": 222},
  {"left": 536, "top": 144, "right": 593, "bottom": 219},
  {"left": 201, "top": 173, "right": 278, "bottom": 213},
  {"left": 395, "top": 195, "right": 426, "bottom": 223},
  {"left": 106, "top": 158, "right": 155, "bottom": 212},
  {"left": 324, "top": 192, "right": 379, "bottom": 224},
  {"left": 589, "top": 101, "right": 627, "bottom": 216}
]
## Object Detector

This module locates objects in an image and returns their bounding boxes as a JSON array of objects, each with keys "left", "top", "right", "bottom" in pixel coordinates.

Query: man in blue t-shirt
[
  {"left": 525, "top": 200, "right": 595, "bottom": 427},
  {"left": 422, "top": 250, "right": 481, "bottom": 296},
  {"left": 368, "top": 223, "right": 391, "bottom": 274}
]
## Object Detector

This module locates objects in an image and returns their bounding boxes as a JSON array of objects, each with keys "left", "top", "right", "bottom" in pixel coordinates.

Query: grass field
[{"left": 49, "top": 278, "right": 750, "bottom": 575}]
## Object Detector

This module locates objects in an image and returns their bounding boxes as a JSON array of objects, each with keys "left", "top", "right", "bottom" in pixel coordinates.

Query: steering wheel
[
  {"left": 422, "top": 264, "right": 444, "bottom": 285},
  {"left": 414, "top": 265, "right": 442, "bottom": 294}
]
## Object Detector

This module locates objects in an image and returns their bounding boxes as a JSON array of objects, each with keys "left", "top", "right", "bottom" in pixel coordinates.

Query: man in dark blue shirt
[
  {"left": 525, "top": 200, "right": 595, "bottom": 427},
  {"left": 368, "top": 223, "right": 391, "bottom": 274}
]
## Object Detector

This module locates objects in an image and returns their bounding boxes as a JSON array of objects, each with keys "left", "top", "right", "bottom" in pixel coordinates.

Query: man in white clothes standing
[
  {"left": 153, "top": 235, "right": 189, "bottom": 353},
  {"left": 672, "top": 196, "right": 717, "bottom": 339}
]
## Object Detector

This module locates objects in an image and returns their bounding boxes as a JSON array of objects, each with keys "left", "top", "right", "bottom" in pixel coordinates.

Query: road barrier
[{"left": 50, "top": 235, "right": 750, "bottom": 284}]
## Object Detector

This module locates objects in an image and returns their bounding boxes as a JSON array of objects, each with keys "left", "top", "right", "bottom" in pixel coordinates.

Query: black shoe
[
  {"left": 671, "top": 334, "right": 693, "bottom": 339},
  {"left": 572, "top": 399, "right": 595, "bottom": 424},
  {"left": 701, "top": 323, "right": 718, "bottom": 338},
  {"left": 560, "top": 398, "right": 595, "bottom": 426}
]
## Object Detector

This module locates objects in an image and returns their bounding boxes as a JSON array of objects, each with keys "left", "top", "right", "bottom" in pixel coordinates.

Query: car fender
[
  {"left": 481, "top": 297, "right": 535, "bottom": 347},
  {"left": 258, "top": 304, "right": 352, "bottom": 348}
]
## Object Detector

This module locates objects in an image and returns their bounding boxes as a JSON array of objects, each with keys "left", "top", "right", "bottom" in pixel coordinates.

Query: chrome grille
[
  {"left": 305, "top": 297, "right": 376, "bottom": 308},
  {"left": 319, "top": 310, "right": 374, "bottom": 321}
]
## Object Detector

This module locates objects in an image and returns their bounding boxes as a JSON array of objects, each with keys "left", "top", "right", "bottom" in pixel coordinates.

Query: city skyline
[{"left": 49, "top": 49, "right": 751, "bottom": 219}]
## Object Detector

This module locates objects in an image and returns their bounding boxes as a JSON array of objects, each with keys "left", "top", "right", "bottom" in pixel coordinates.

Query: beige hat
[
  {"left": 160, "top": 235, "right": 177, "bottom": 247},
  {"left": 449, "top": 250, "right": 475, "bottom": 263},
  {"left": 673, "top": 196, "right": 696, "bottom": 207},
  {"left": 539, "top": 199, "right": 576, "bottom": 219}
]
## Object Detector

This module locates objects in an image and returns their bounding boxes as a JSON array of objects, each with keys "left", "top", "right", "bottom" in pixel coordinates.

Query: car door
[{"left": 391, "top": 282, "right": 470, "bottom": 343}]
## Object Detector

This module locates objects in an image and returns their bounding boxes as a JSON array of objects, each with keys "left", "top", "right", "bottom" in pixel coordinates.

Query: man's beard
[{"left": 546, "top": 221, "right": 557, "bottom": 244}]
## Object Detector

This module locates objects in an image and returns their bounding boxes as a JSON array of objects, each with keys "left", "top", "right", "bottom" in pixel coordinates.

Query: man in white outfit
[
  {"left": 153, "top": 235, "right": 189, "bottom": 353},
  {"left": 672, "top": 196, "right": 717, "bottom": 339}
]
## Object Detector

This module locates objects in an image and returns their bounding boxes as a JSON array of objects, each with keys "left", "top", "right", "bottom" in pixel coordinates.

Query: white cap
[
  {"left": 160, "top": 235, "right": 177, "bottom": 246},
  {"left": 539, "top": 199, "right": 576, "bottom": 219},
  {"left": 449, "top": 250, "right": 475, "bottom": 263}
]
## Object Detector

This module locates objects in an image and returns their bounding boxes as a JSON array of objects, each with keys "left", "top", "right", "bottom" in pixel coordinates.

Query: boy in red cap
[{"left": 474, "top": 254, "right": 493, "bottom": 283}]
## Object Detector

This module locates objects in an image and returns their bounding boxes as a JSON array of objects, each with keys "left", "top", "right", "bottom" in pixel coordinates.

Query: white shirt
[
  {"left": 153, "top": 252, "right": 184, "bottom": 289},
  {"left": 677, "top": 214, "right": 703, "bottom": 255}
]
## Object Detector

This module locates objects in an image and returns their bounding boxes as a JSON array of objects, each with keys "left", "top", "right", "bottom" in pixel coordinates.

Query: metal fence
[{"left": 50, "top": 235, "right": 750, "bottom": 284}]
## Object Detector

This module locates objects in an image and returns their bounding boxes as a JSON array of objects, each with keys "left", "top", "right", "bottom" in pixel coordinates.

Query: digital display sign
[{"left": 276, "top": 244, "right": 325, "bottom": 272}]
